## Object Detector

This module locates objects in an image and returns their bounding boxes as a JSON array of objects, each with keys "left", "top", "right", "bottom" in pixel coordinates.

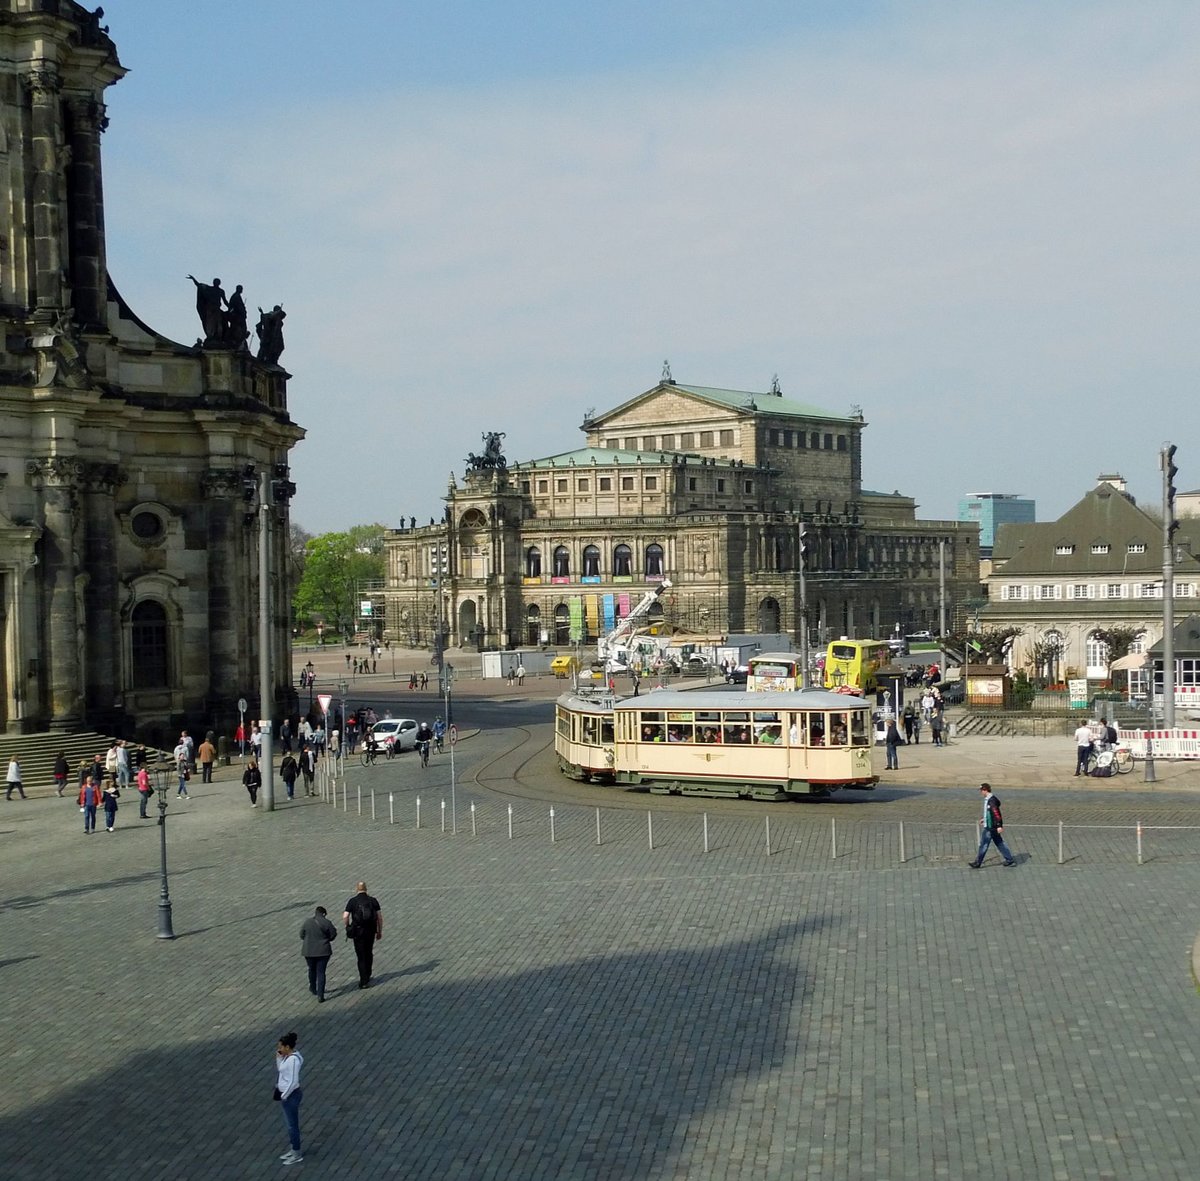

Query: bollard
[
  {"left": 596, "top": 807, "right": 601, "bottom": 846},
  {"left": 1143, "top": 733, "right": 1156, "bottom": 784},
  {"left": 647, "top": 810, "right": 654, "bottom": 850},
  {"left": 1136, "top": 819, "right": 1143, "bottom": 865},
  {"left": 831, "top": 817, "right": 837, "bottom": 860},
  {"left": 899, "top": 821, "right": 905, "bottom": 865},
  {"left": 1057, "top": 820, "right": 1063, "bottom": 865},
  {"left": 703, "top": 812, "right": 709, "bottom": 854},
  {"left": 371, "top": 790, "right": 376, "bottom": 821},
  {"left": 765, "top": 815, "right": 771, "bottom": 857},
  {"left": 549, "top": 807, "right": 556, "bottom": 843},
  {"left": 471, "top": 802, "right": 477, "bottom": 837},
  {"left": 416, "top": 796, "right": 421, "bottom": 829},
  {"left": 342, "top": 782, "right": 347, "bottom": 812},
  {"left": 507, "top": 803, "right": 513, "bottom": 840},
  {"left": 357, "top": 785, "right": 361, "bottom": 816},
  {"left": 441, "top": 799, "right": 446, "bottom": 833},
  {"left": 389, "top": 792, "right": 394, "bottom": 825}
]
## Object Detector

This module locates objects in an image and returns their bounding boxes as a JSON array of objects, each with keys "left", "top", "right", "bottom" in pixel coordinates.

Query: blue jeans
[
  {"left": 83, "top": 804, "right": 97, "bottom": 832},
  {"left": 975, "top": 828, "right": 1014, "bottom": 864},
  {"left": 177, "top": 772, "right": 189, "bottom": 797},
  {"left": 886, "top": 742, "right": 900, "bottom": 769},
  {"left": 281, "top": 1088, "right": 302, "bottom": 1152}
]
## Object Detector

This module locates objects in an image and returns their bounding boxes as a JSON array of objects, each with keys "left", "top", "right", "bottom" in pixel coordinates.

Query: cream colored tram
[
  {"left": 556, "top": 688, "right": 878, "bottom": 799},
  {"left": 554, "top": 689, "right": 619, "bottom": 782}
]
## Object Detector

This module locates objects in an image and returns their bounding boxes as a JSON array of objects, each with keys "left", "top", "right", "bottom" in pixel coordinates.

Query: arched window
[
  {"left": 131, "top": 601, "right": 169, "bottom": 689},
  {"left": 645, "top": 543, "right": 664, "bottom": 578},
  {"left": 553, "top": 603, "right": 571, "bottom": 645},
  {"left": 525, "top": 546, "right": 542, "bottom": 578},
  {"left": 461, "top": 508, "right": 487, "bottom": 528},
  {"left": 613, "top": 544, "right": 632, "bottom": 577},
  {"left": 758, "top": 598, "right": 780, "bottom": 633},
  {"left": 553, "top": 546, "right": 570, "bottom": 578},
  {"left": 1086, "top": 633, "right": 1109, "bottom": 677},
  {"left": 583, "top": 545, "right": 601, "bottom": 577},
  {"left": 525, "top": 603, "right": 541, "bottom": 646}
]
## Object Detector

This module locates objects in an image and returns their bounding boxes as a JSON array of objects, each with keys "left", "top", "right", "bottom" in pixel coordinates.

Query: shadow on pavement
[{"left": 1, "top": 917, "right": 831, "bottom": 1180}]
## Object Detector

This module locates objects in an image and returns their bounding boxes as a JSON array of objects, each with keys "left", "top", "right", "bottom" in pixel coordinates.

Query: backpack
[
  {"left": 986, "top": 796, "right": 1003, "bottom": 829},
  {"left": 348, "top": 897, "right": 375, "bottom": 938}
]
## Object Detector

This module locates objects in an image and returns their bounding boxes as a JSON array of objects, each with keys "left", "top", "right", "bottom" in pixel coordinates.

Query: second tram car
[{"left": 556, "top": 688, "right": 878, "bottom": 799}]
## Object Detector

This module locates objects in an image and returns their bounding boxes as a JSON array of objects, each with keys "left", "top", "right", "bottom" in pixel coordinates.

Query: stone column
[
  {"left": 64, "top": 94, "right": 109, "bottom": 329},
  {"left": 27, "top": 457, "right": 83, "bottom": 728},
  {"left": 80, "top": 462, "right": 123, "bottom": 726},
  {"left": 23, "top": 66, "right": 65, "bottom": 315},
  {"left": 201, "top": 469, "right": 245, "bottom": 717}
]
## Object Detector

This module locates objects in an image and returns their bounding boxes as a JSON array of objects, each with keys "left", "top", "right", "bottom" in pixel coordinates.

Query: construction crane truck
[{"left": 595, "top": 579, "right": 674, "bottom": 674}]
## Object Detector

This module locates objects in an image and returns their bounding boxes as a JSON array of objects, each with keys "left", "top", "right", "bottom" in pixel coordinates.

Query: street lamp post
[
  {"left": 337, "top": 677, "right": 348, "bottom": 760},
  {"left": 153, "top": 760, "right": 175, "bottom": 940},
  {"left": 441, "top": 663, "right": 456, "bottom": 833}
]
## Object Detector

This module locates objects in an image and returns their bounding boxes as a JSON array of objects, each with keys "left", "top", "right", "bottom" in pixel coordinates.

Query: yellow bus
[{"left": 823, "top": 639, "right": 890, "bottom": 695}]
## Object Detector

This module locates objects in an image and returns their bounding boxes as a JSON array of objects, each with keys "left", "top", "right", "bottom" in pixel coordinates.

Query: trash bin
[{"left": 218, "top": 735, "right": 230, "bottom": 766}]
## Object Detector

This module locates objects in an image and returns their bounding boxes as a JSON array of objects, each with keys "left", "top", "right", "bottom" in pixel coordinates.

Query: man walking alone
[
  {"left": 969, "top": 782, "right": 1016, "bottom": 868},
  {"left": 342, "top": 881, "right": 382, "bottom": 989}
]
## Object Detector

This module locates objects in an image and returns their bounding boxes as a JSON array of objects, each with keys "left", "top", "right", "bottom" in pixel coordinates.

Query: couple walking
[{"left": 297, "top": 882, "right": 383, "bottom": 1002}]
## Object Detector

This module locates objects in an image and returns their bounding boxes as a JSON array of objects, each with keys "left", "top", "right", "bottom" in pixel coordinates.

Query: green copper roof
[
  {"left": 667, "top": 383, "right": 852, "bottom": 422},
  {"left": 510, "top": 447, "right": 737, "bottom": 470}
]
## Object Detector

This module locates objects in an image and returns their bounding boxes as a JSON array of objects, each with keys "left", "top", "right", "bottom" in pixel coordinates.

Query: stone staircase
[
  {"left": 0, "top": 731, "right": 172, "bottom": 793},
  {"left": 952, "top": 712, "right": 1079, "bottom": 739}
]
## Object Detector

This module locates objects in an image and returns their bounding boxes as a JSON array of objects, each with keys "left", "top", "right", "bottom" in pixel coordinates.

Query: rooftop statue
[
  {"left": 467, "top": 431, "right": 507, "bottom": 472},
  {"left": 255, "top": 304, "right": 287, "bottom": 365}
]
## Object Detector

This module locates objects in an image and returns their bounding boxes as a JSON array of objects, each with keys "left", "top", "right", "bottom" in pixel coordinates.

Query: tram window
[
  {"left": 810, "top": 716, "right": 826, "bottom": 745},
  {"left": 667, "top": 723, "right": 695, "bottom": 742},
  {"left": 755, "top": 724, "right": 782, "bottom": 744},
  {"left": 557, "top": 710, "right": 571, "bottom": 738},
  {"left": 601, "top": 718, "right": 614, "bottom": 744},
  {"left": 829, "top": 712, "right": 849, "bottom": 746},
  {"left": 583, "top": 716, "right": 598, "bottom": 744},
  {"left": 695, "top": 711, "right": 722, "bottom": 743},
  {"left": 788, "top": 713, "right": 804, "bottom": 745},
  {"left": 723, "top": 722, "right": 751, "bottom": 744},
  {"left": 640, "top": 719, "right": 666, "bottom": 742},
  {"left": 849, "top": 712, "right": 868, "bottom": 746}
]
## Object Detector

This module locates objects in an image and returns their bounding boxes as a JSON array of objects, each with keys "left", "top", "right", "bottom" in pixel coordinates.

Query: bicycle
[
  {"left": 360, "top": 745, "right": 379, "bottom": 767},
  {"left": 417, "top": 740, "right": 430, "bottom": 769},
  {"left": 1084, "top": 743, "right": 1134, "bottom": 776}
]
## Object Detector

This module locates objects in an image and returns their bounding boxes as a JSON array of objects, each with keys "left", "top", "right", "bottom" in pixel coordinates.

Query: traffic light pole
[{"left": 1162, "top": 443, "right": 1179, "bottom": 729}]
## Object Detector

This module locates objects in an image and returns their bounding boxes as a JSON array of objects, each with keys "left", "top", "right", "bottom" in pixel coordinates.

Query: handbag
[{"left": 272, "top": 1087, "right": 282, "bottom": 1101}]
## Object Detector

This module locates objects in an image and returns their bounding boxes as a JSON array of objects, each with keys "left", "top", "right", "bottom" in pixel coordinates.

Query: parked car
[
  {"left": 371, "top": 717, "right": 418, "bottom": 752},
  {"left": 681, "top": 656, "right": 711, "bottom": 677},
  {"left": 728, "top": 663, "right": 749, "bottom": 685}
]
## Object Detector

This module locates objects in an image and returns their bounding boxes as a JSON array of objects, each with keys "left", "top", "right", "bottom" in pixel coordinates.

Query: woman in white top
[
  {"left": 275, "top": 1031, "right": 304, "bottom": 1165},
  {"left": 5, "top": 758, "right": 24, "bottom": 800}
]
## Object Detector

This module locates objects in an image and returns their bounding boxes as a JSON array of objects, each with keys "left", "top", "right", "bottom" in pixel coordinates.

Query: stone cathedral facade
[
  {"left": 0, "top": 4, "right": 302, "bottom": 739},
  {"left": 383, "top": 378, "right": 979, "bottom": 653}
]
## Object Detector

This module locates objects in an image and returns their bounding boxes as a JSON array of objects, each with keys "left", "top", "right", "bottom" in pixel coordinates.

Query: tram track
[{"left": 459, "top": 723, "right": 1200, "bottom": 826}]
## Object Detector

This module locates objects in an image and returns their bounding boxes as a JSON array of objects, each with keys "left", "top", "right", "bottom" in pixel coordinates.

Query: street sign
[
  {"left": 237, "top": 697, "right": 248, "bottom": 713},
  {"left": 449, "top": 724, "right": 458, "bottom": 746},
  {"left": 317, "top": 693, "right": 333, "bottom": 714}
]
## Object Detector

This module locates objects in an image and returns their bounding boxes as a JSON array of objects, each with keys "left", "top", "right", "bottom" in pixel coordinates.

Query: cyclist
[
  {"left": 362, "top": 730, "right": 379, "bottom": 765},
  {"left": 432, "top": 716, "right": 446, "bottom": 754},
  {"left": 415, "top": 721, "right": 434, "bottom": 768}
]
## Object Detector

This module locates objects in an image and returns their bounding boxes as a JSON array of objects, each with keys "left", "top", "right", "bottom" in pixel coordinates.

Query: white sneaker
[{"left": 282, "top": 1150, "right": 303, "bottom": 1164}]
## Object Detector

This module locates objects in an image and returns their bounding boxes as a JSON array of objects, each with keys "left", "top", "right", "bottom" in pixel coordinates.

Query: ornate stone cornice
[
  {"left": 65, "top": 94, "right": 109, "bottom": 133},
  {"left": 26, "top": 457, "right": 83, "bottom": 488}
]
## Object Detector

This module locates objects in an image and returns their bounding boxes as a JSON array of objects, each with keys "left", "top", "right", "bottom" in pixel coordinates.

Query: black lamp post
[{"left": 154, "top": 760, "right": 175, "bottom": 940}]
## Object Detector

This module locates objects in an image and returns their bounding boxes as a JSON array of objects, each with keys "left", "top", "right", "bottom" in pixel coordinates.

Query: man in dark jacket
[
  {"left": 299, "top": 906, "right": 338, "bottom": 1002},
  {"left": 342, "top": 882, "right": 382, "bottom": 989},
  {"left": 969, "top": 783, "right": 1016, "bottom": 868}
]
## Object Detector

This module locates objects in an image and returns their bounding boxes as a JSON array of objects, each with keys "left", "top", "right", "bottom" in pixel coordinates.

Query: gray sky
[{"left": 100, "top": 1, "right": 1199, "bottom": 532}]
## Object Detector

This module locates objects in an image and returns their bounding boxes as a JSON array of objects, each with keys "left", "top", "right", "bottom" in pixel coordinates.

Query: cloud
[{"left": 101, "top": 1, "right": 1200, "bottom": 529}]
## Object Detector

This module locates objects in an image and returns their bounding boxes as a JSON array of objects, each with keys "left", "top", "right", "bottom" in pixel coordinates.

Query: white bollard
[
  {"left": 342, "top": 782, "right": 347, "bottom": 812},
  {"left": 703, "top": 812, "right": 709, "bottom": 854},
  {"left": 765, "top": 815, "right": 771, "bottom": 857},
  {"left": 1057, "top": 820, "right": 1063, "bottom": 865},
  {"left": 899, "top": 821, "right": 905, "bottom": 865},
  {"left": 416, "top": 796, "right": 421, "bottom": 829},
  {"left": 1137, "top": 820, "right": 1143, "bottom": 865},
  {"left": 471, "top": 802, "right": 477, "bottom": 837},
  {"left": 549, "top": 807, "right": 556, "bottom": 843},
  {"left": 596, "top": 807, "right": 601, "bottom": 846},
  {"left": 357, "top": 785, "right": 361, "bottom": 816},
  {"left": 648, "top": 810, "right": 654, "bottom": 850},
  {"left": 507, "top": 803, "right": 513, "bottom": 840},
  {"left": 831, "top": 817, "right": 837, "bottom": 860},
  {"left": 371, "top": 790, "right": 376, "bottom": 821},
  {"left": 389, "top": 792, "right": 394, "bottom": 825},
  {"left": 441, "top": 799, "right": 446, "bottom": 833}
]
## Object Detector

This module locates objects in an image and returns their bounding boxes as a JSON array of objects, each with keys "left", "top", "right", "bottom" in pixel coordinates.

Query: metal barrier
[{"left": 1118, "top": 728, "right": 1200, "bottom": 759}]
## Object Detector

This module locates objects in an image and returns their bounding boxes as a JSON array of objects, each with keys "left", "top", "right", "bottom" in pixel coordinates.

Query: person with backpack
[
  {"left": 969, "top": 782, "right": 1016, "bottom": 868},
  {"left": 136, "top": 764, "right": 154, "bottom": 819},
  {"left": 243, "top": 757, "right": 263, "bottom": 807},
  {"left": 102, "top": 781, "right": 120, "bottom": 832},
  {"left": 279, "top": 752, "right": 299, "bottom": 800},
  {"left": 341, "top": 881, "right": 382, "bottom": 989}
]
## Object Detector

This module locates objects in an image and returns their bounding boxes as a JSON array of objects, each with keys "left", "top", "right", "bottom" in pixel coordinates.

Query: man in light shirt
[{"left": 1073, "top": 721, "right": 1094, "bottom": 776}]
